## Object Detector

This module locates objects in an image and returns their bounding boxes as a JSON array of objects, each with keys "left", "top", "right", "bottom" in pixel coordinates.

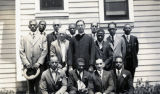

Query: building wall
[
  {"left": 0, "top": 0, "right": 16, "bottom": 92},
  {"left": 19, "top": 0, "right": 160, "bottom": 87}
]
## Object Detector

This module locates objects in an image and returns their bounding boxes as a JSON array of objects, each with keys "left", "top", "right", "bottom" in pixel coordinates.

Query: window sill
[{"left": 35, "top": 11, "right": 69, "bottom": 18}]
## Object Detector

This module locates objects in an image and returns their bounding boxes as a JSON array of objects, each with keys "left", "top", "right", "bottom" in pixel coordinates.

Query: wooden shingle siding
[
  {"left": 133, "top": 0, "right": 160, "bottom": 84},
  {"left": 0, "top": 0, "right": 16, "bottom": 92},
  {"left": 18, "top": 0, "right": 160, "bottom": 89}
]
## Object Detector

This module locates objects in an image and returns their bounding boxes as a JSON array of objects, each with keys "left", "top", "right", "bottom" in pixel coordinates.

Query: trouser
[{"left": 27, "top": 66, "right": 44, "bottom": 94}]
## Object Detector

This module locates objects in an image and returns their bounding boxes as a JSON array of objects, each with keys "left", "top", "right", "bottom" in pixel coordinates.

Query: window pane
[
  {"left": 104, "top": 0, "right": 129, "bottom": 20},
  {"left": 40, "top": 0, "right": 64, "bottom": 10}
]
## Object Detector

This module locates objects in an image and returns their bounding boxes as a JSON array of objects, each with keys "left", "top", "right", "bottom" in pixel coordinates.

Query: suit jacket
[
  {"left": 50, "top": 39, "right": 69, "bottom": 67},
  {"left": 95, "top": 40, "right": 107, "bottom": 60},
  {"left": 88, "top": 70, "right": 114, "bottom": 94},
  {"left": 20, "top": 31, "right": 47, "bottom": 66},
  {"left": 122, "top": 35, "right": 139, "bottom": 69},
  {"left": 68, "top": 70, "right": 91, "bottom": 92},
  {"left": 111, "top": 69, "right": 134, "bottom": 94},
  {"left": 104, "top": 35, "right": 126, "bottom": 70},
  {"left": 46, "top": 32, "right": 58, "bottom": 62},
  {"left": 68, "top": 34, "right": 95, "bottom": 69},
  {"left": 40, "top": 69, "right": 67, "bottom": 94}
]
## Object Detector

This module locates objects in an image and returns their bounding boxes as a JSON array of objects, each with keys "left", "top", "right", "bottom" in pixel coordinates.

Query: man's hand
[
  {"left": 34, "top": 63, "right": 40, "bottom": 69},
  {"left": 95, "top": 92, "right": 102, "bottom": 94},
  {"left": 69, "top": 66, "right": 73, "bottom": 72},
  {"left": 88, "top": 66, "right": 94, "bottom": 72},
  {"left": 25, "top": 63, "right": 31, "bottom": 69}
]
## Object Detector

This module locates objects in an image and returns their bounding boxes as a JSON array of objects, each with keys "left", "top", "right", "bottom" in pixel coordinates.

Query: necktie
[
  {"left": 118, "top": 70, "right": 120, "bottom": 76},
  {"left": 127, "top": 35, "right": 129, "bottom": 42},
  {"left": 33, "top": 33, "right": 35, "bottom": 39},
  {"left": 112, "top": 36, "right": 114, "bottom": 46}
]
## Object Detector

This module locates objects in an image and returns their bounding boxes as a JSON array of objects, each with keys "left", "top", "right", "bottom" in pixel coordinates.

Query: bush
[{"left": 134, "top": 78, "right": 160, "bottom": 94}]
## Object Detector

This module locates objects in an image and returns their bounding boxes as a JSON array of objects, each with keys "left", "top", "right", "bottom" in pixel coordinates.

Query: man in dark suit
[
  {"left": 68, "top": 58, "right": 91, "bottom": 94},
  {"left": 50, "top": 30, "right": 69, "bottom": 73},
  {"left": 40, "top": 56, "right": 68, "bottom": 94},
  {"left": 112, "top": 56, "right": 134, "bottom": 94},
  {"left": 39, "top": 20, "right": 47, "bottom": 36},
  {"left": 46, "top": 20, "right": 61, "bottom": 66},
  {"left": 88, "top": 58, "right": 114, "bottom": 94},
  {"left": 68, "top": 20, "right": 95, "bottom": 72},
  {"left": 95, "top": 28, "right": 107, "bottom": 60},
  {"left": 122, "top": 24, "right": 139, "bottom": 79},
  {"left": 20, "top": 19, "right": 47, "bottom": 94},
  {"left": 104, "top": 22, "right": 126, "bottom": 71}
]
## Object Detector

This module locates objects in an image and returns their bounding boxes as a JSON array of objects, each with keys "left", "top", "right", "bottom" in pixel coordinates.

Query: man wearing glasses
[
  {"left": 104, "top": 22, "right": 126, "bottom": 71},
  {"left": 50, "top": 30, "right": 69, "bottom": 73},
  {"left": 88, "top": 58, "right": 114, "bottom": 94},
  {"left": 46, "top": 20, "right": 61, "bottom": 66},
  {"left": 40, "top": 56, "right": 68, "bottom": 94}
]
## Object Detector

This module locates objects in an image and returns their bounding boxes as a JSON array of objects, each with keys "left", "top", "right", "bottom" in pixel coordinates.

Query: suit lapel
[
  {"left": 65, "top": 40, "right": 69, "bottom": 61},
  {"left": 113, "top": 36, "right": 120, "bottom": 50},
  {"left": 119, "top": 70, "right": 125, "bottom": 87},
  {"left": 57, "top": 40, "right": 62, "bottom": 60},
  {"left": 32, "top": 33, "right": 41, "bottom": 46},
  {"left": 107, "top": 37, "right": 114, "bottom": 51},
  {"left": 55, "top": 72, "right": 61, "bottom": 84},
  {"left": 95, "top": 71, "right": 102, "bottom": 85},
  {"left": 48, "top": 69, "right": 56, "bottom": 86}
]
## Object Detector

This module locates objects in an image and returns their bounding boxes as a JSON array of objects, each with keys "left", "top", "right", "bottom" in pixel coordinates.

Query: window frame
[
  {"left": 99, "top": 0, "right": 134, "bottom": 23},
  {"left": 35, "top": 0, "right": 69, "bottom": 17}
]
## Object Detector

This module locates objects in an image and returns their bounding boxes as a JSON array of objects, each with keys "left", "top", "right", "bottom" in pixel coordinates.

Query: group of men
[{"left": 20, "top": 19, "right": 139, "bottom": 94}]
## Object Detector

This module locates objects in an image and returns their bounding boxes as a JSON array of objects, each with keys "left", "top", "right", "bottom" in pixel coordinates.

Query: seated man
[
  {"left": 112, "top": 56, "right": 134, "bottom": 94},
  {"left": 40, "top": 56, "right": 68, "bottom": 94},
  {"left": 88, "top": 58, "right": 114, "bottom": 94},
  {"left": 68, "top": 58, "right": 91, "bottom": 94}
]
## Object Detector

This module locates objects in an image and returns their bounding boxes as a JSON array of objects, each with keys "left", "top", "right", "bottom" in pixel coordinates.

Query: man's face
[
  {"left": 124, "top": 25, "right": 132, "bottom": 35},
  {"left": 91, "top": 23, "right": 98, "bottom": 34},
  {"left": 77, "top": 61, "right": 85, "bottom": 72},
  {"left": 59, "top": 32, "right": 66, "bottom": 41},
  {"left": 76, "top": 21, "right": 85, "bottom": 34},
  {"left": 29, "top": 20, "right": 37, "bottom": 32},
  {"left": 69, "top": 24, "right": 76, "bottom": 35},
  {"left": 50, "top": 57, "right": 59, "bottom": 70},
  {"left": 53, "top": 24, "right": 60, "bottom": 32},
  {"left": 108, "top": 24, "right": 117, "bottom": 36},
  {"left": 115, "top": 57, "right": 123, "bottom": 70},
  {"left": 39, "top": 21, "right": 46, "bottom": 32},
  {"left": 96, "top": 59, "right": 104, "bottom": 71},
  {"left": 97, "top": 31, "right": 104, "bottom": 42}
]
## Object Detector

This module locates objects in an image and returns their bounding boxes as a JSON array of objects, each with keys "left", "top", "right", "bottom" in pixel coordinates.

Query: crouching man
[
  {"left": 88, "top": 58, "right": 114, "bottom": 94},
  {"left": 68, "top": 58, "right": 91, "bottom": 94},
  {"left": 40, "top": 56, "right": 68, "bottom": 94}
]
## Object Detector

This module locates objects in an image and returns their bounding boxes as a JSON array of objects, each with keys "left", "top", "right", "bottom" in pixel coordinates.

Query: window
[
  {"left": 99, "top": 0, "right": 134, "bottom": 23},
  {"left": 35, "top": 0, "right": 69, "bottom": 17}
]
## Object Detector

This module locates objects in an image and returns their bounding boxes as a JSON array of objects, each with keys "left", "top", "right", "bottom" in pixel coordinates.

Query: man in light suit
[
  {"left": 122, "top": 24, "right": 139, "bottom": 79},
  {"left": 111, "top": 56, "right": 134, "bottom": 94},
  {"left": 20, "top": 19, "right": 47, "bottom": 94},
  {"left": 104, "top": 22, "right": 126, "bottom": 70},
  {"left": 88, "top": 58, "right": 114, "bottom": 94},
  {"left": 68, "top": 58, "right": 91, "bottom": 94},
  {"left": 40, "top": 56, "right": 68, "bottom": 94},
  {"left": 46, "top": 20, "right": 61, "bottom": 64},
  {"left": 50, "top": 30, "right": 69, "bottom": 73}
]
